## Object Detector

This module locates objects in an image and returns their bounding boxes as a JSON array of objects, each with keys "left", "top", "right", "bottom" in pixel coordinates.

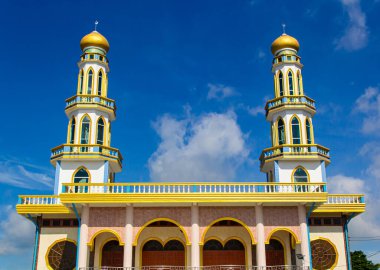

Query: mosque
[{"left": 16, "top": 29, "right": 365, "bottom": 270}]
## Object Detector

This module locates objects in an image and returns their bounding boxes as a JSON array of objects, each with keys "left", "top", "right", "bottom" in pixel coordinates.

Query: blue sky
[{"left": 0, "top": 0, "right": 380, "bottom": 268}]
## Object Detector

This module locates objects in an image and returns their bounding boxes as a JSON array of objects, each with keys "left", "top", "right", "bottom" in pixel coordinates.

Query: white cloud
[
  {"left": 0, "top": 206, "right": 34, "bottom": 255},
  {"left": 336, "top": 0, "right": 369, "bottom": 51},
  {"left": 328, "top": 175, "right": 380, "bottom": 237},
  {"left": 148, "top": 110, "right": 250, "bottom": 181},
  {"left": 0, "top": 159, "right": 54, "bottom": 189},
  {"left": 354, "top": 86, "right": 380, "bottom": 134},
  {"left": 207, "top": 83, "right": 238, "bottom": 101},
  {"left": 246, "top": 105, "right": 265, "bottom": 116}
]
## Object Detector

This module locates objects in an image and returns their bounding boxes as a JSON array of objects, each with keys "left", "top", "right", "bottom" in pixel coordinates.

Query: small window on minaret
[
  {"left": 69, "top": 117, "right": 76, "bottom": 144},
  {"left": 297, "top": 72, "right": 302, "bottom": 95},
  {"left": 97, "top": 118, "right": 105, "bottom": 145},
  {"left": 98, "top": 71, "right": 103, "bottom": 96},
  {"left": 277, "top": 118, "right": 285, "bottom": 145},
  {"left": 294, "top": 167, "right": 308, "bottom": 182},
  {"left": 306, "top": 119, "right": 312, "bottom": 144},
  {"left": 288, "top": 71, "right": 294, "bottom": 95},
  {"left": 80, "top": 116, "right": 90, "bottom": 144},
  {"left": 87, "top": 69, "right": 93, "bottom": 95},
  {"left": 79, "top": 70, "right": 84, "bottom": 94},
  {"left": 291, "top": 117, "right": 301, "bottom": 144},
  {"left": 279, "top": 72, "right": 284, "bottom": 96}
]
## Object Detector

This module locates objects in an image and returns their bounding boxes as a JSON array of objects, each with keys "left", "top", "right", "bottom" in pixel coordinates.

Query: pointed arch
[
  {"left": 290, "top": 115, "right": 301, "bottom": 144},
  {"left": 287, "top": 69, "right": 295, "bottom": 95},
  {"left": 87, "top": 229, "right": 124, "bottom": 250},
  {"left": 80, "top": 114, "right": 91, "bottom": 144},
  {"left": 297, "top": 71, "right": 303, "bottom": 95},
  {"left": 97, "top": 69, "right": 104, "bottom": 96},
  {"left": 305, "top": 118, "right": 314, "bottom": 144},
  {"left": 292, "top": 166, "right": 310, "bottom": 183},
  {"left": 278, "top": 71, "right": 284, "bottom": 97},
  {"left": 68, "top": 116, "right": 76, "bottom": 144},
  {"left": 277, "top": 117, "right": 286, "bottom": 145},
  {"left": 96, "top": 116, "right": 105, "bottom": 145},
  {"left": 78, "top": 69, "right": 84, "bottom": 94},
  {"left": 72, "top": 166, "right": 91, "bottom": 183},
  {"left": 86, "top": 68, "right": 94, "bottom": 95}
]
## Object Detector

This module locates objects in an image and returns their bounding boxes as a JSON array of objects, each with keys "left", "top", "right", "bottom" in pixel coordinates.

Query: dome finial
[
  {"left": 282, "top": 23, "right": 286, "bottom": 35},
  {"left": 94, "top": 20, "right": 99, "bottom": 31}
]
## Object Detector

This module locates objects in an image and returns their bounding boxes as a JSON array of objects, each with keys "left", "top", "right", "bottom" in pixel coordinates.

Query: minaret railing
[
  {"left": 65, "top": 95, "right": 116, "bottom": 111},
  {"left": 265, "top": 95, "right": 315, "bottom": 115}
]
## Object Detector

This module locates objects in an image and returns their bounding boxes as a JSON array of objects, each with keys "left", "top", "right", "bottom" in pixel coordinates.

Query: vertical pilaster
[
  {"left": 124, "top": 205, "right": 134, "bottom": 268},
  {"left": 191, "top": 204, "right": 200, "bottom": 268},
  {"left": 298, "top": 204, "right": 311, "bottom": 267},
  {"left": 78, "top": 205, "right": 89, "bottom": 268},
  {"left": 255, "top": 205, "right": 266, "bottom": 267}
]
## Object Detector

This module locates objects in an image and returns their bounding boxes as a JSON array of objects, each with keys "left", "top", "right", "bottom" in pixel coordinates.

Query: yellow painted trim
[
  {"left": 310, "top": 237, "right": 339, "bottom": 270},
  {"left": 305, "top": 118, "right": 315, "bottom": 144},
  {"left": 278, "top": 71, "right": 284, "bottom": 97},
  {"left": 86, "top": 67, "right": 95, "bottom": 95},
  {"left": 77, "top": 69, "right": 84, "bottom": 95},
  {"left": 140, "top": 237, "right": 187, "bottom": 267},
  {"left": 265, "top": 228, "right": 300, "bottom": 244},
  {"left": 276, "top": 116, "right": 286, "bottom": 146},
  {"left": 97, "top": 69, "right": 104, "bottom": 96},
  {"left": 286, "top": 68, "right": 295, "bottom": 96},
  {"left": 16, "top": 205, "right": 72, "bottom": 214},
  {"left": 67, "top": 116, "right": 76, "bottom": 144},
  {"left": 291, "top": 166, "right": 310, "bottom": 183},
  {"left": 133, "top": 218, "right": 190, "bottom": 246},
  {"left": 297, "top": 71, "right": 304, "bottom": 95},
  {"left": 96, "top": 116, "right": 106, "bottom": 145},
  {"left": 200, "top": 217, "right": 255, "bottom": 245},
  {"left": 71, "top": 166, "right": 91, "bottom": 183},
  {"left": 88, "top": 229, "right": 124, "bottom": 251},
  {"left": 45, "top": 238, "right": 77, "bottom": 270}
]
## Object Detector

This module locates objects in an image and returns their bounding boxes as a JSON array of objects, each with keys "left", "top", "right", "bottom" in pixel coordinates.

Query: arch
[
  {"left": 200, "top": 217, "right": 255, "bottom": 245},
  {"left": 310, "top": 237, "right": 339, "bottom": 270},
  {"left": 297, "top": 71, "right": 303, "bottom": 95},
  {"left": 96, "top": 117, "right": 105, "bottom": 145},
  {"left": 270, "top": 236, "right": 287, "bottom": 265},
  {"left": 87, "top": 229, "right": 124, "bottom": 250},
  {"left": 203, "top": 236, "right": 247, "bottom": 266},
  {"left": 97, "top": 69, "right": 104, "bottom": 96},
  {"left": 224, "top": 237, "right": 246, "bottom": 251},
  {"left": 278, "top": 71, "right": 284, "bottom": 97},
  {"left": 68, "top": 116, "right": 76, "bottom": 144},
  {"left": 290, "top": 115, "right": 302, "bottom": 144},
  {"left": 287, "top": 69, "right": 295, "bottom": 95},
  {"left": 45, "top": 238, "right": 77, "bottom": 270},
  {"left": 78, "top": 69, "right": 84, "bottom": 94},
  {"left": 265, "top": 228, "right": 300, "bottom": 244},
  {"left": 305, "top": 118, "right": 314, "bottom": 144},
  {"left": 134, "top": 218, "right": 190, "bottom": 246},
  {"left": 204, "top": 239, "right": 224, "bottom": 250},
  {"left": 99, "top": 237, "right": 124, "bottom": 267},
  {"left": 86, "top": 68, "right": 94, "bottom": 95},
  {"left": 266, "top": 237, "right": 286, "bottom": 266},
  {"left": 80, "top": 114, "right": 91, "bottom": 144},
  {"left": 71, "top": 166, "right": 91, "bottom": 183},
  {"left": 292, "top": 166, "right": 310, "bottom": 183},
  {"left": 277, "top": 117, "right": 286, "bottom": 145},
  {"left": 141, "top": 237, "right": 186, "bottom": 266}
]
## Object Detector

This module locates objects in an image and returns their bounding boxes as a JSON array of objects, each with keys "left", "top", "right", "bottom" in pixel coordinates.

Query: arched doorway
[
  {"left": 266, "top": 239, "right": 285, "bottom": 266},
  {"left": 142, "top": 239, "right": 185, "bottom": 268},
  {"left": 101, "top": 239, "right": 124, "bottom": 267},
  {"left": 203, "top": 239, "right": 245, "bottom": 267}
]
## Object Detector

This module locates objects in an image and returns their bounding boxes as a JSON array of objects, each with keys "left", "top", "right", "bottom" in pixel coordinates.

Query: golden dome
[
  {"left": 271, "top": 33, "right": 299, "bottom": 55},
  {"left": 80, "top": 31, "right": 110, "bottom": 52}
]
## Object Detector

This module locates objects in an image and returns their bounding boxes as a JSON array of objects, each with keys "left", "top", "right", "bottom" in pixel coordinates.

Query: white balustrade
[{"left": 20, "top": 196, "right": 60, "bottom": 205}]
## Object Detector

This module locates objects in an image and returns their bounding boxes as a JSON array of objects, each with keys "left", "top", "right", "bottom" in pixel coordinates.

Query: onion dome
[
  {"left": 271, "top": 33, "right": 299, "bottom": 55},
  {"left": 80, "top": 31, "right": 110, "bottom": 53}
]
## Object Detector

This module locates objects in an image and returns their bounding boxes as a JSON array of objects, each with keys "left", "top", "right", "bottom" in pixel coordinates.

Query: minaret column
[
  {"left": 298, "top": 204, "right": 311, "bottom": 267},
  {"left": 124, "top": 204, "right": 134, "bottom": 268},
  {"left": 255, "top": 204, "right": 266, "bottom": 267},
  {"left": 78, "top": 205, "right": 89, "bottom": 268},
  {"left": 191, "top": 204, "right": 200, "bottom": 268}
]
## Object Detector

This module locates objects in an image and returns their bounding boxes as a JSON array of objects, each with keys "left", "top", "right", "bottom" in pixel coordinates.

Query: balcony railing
[
  {"left": 265, "top": 95, "right": 315, "bottom": 115},
  {"left": 51, "top": 144, "right": 123, "bottom": 164},
  {"left": 260, "top": 144, "right": 330, "bottom": 166},
  {"left": 18, "top": 195, "right": 61, "bottom": 205},
  {"left": 62, "top": 182, "right": 326, "bottom": 194},
  {"left": 326, "top": 194, "right": 365, "bottom": 204},
  {"left": 65, "top": 95, "right": 116, "bottom": 111},
  {"left": 79, "top": 266, "right": 309, "bottom": 270}
]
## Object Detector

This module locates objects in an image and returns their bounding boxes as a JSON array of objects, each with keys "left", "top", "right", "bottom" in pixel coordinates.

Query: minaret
[
  {"left": 259, "top": 31, "right": 330, "bottom": 184},
  {"left": 51, "top": 29, "right": 122, "bottom": 194}
]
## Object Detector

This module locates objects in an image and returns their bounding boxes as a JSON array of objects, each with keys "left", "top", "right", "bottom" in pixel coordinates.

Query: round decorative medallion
[
  {"left": 311, "top": 239, "right": 337, "bottom": 270},
  {"left": 47, "top": 240, "right": 77, "bottom": 270}
]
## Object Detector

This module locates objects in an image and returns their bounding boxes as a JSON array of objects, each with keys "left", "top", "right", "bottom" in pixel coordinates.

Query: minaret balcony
[
  {"left": 50, "top": 144, "right": 122, "bottom": 172},
  {"left": 260, "top": 144, "right": 330, "bottom": 169},
  {"left": 65, "top": 95, "right": 116, "bottom": 119},
  {"left": 265, "top": 95, "right": 316, "bottom": 119}
]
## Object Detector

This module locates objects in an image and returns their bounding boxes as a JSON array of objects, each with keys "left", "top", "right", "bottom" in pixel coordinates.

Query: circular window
[
  {"left": 47, "top": 239, "right": 77, "bottom": 270},
  {"left": 311, "top": 239, "right": 337, "bottom": 270}
]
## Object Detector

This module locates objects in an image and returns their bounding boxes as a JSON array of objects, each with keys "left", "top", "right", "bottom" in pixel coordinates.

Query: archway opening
[
  {"left": 266, "top": 239, "right": 284, "bottom": 266},
  {"left": 101, "top": 239, "right": 124, "bottom": 267},
  {"left": 142, "top": 239, "right": 185, "bottom": 268},
  {"left": 203, "top": 238, "right": 245, "bottom": 267}
]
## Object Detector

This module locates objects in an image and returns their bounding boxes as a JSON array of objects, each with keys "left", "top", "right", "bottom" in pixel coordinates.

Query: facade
[{"left": 16, "top": 30, "right": 365, "bottom": 270}]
